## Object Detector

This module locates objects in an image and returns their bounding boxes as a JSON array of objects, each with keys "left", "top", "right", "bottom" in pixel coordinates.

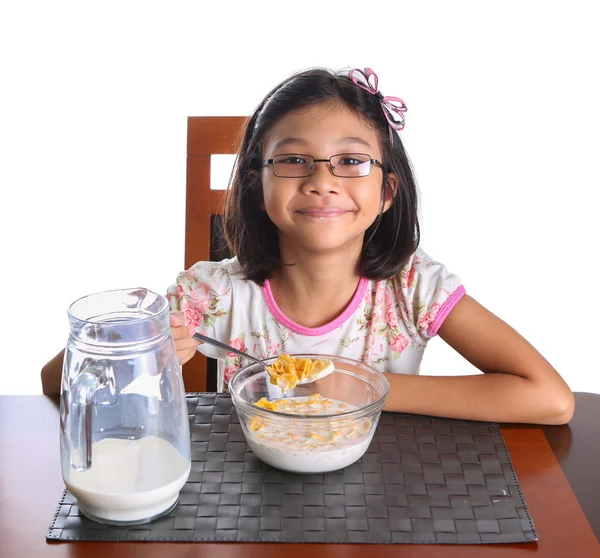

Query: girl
[{"left": 168, "top": 67, "right": 573, "bottom": 425}]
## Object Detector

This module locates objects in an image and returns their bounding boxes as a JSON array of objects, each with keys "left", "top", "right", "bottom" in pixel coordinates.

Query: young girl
[{"left": 167, "top": 67, "right": 573, "bottom": 425}]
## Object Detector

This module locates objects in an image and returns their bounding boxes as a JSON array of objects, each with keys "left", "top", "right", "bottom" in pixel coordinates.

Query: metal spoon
[
  {"left": 192, "top": 331, "right": 334, "bottom": 384},
  {"left": 193, "top": 332, "right": 268, "bottom": 367}
]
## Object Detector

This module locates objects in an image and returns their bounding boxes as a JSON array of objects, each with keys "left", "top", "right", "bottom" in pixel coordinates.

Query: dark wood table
[{"left": 1, "top": 393, "right": 598, "bottom": 557}]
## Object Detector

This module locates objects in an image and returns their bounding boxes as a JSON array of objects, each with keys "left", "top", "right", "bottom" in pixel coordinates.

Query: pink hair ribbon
[{"left": 349, "top": 67, "right": 407, "bottom": 141}]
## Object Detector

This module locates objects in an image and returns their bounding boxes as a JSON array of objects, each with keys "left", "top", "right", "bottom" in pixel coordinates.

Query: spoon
[{"left": 192, "top": 331, "right": 334, "bottom": 384}]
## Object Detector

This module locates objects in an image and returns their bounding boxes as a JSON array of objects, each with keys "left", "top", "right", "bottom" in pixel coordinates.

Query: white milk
[
  {"left": 245, "top": 396, "right": 374, "bottom": 473},
  {"left": 65, "top": 436, "right": 190, "bottom": 524},
  {"left": 247, "top": 435, "right": 371, "bottom": 474}
]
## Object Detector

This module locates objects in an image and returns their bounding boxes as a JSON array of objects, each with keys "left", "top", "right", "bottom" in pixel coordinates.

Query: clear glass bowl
[{"left": 229, "top": 354, "right": 390, "bottom": 473}]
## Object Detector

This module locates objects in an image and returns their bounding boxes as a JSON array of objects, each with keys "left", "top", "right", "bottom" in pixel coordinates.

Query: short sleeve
[
  {"left": 396, "top": 247, "right": 466, "bottom": 341},
  {"left": 166, "top": 259, "right": 234, "bottom": 360}
]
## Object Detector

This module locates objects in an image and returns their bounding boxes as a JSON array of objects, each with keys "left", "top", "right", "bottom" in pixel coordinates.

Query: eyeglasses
[{"left": 261, "top": 153, "right": 383, "bottom": 178}]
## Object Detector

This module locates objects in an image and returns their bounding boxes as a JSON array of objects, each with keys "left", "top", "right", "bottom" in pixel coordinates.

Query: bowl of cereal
[{"left": 228, "top": 354, "right": 390, "bottom": 473}]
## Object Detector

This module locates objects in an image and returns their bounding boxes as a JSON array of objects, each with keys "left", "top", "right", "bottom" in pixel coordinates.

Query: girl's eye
[
  {"left": 279, "top": 156, "right": 306, "bottom": 165},
  {"left": 338, "top": 156, "right": 367, "bottom": 166}
]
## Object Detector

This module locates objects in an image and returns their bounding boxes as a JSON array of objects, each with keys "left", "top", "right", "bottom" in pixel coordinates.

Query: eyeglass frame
[{"left": 261, "top": 152, "right": 384, "bottom": 178}]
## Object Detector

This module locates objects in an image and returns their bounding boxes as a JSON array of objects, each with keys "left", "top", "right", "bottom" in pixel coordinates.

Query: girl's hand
[{"left": 169, "top": 310, "right": 201, "bottom": 365}]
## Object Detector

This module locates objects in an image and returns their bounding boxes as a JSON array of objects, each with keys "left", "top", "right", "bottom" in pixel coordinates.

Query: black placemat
[{"left": 47, "top": 393, "right": 537, "bottom": 544}]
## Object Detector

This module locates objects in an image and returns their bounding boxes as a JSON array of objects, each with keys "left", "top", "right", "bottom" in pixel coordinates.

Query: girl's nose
[{"left": 300, "top": 161, "right": 341, "bottom": 195}]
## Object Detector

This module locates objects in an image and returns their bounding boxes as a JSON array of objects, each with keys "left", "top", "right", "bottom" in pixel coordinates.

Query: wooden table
[{"left": 1, "top": 393, "right": 598, "bottom": 557}]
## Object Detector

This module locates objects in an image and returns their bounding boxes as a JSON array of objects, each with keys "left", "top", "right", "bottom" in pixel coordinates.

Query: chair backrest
[{"left": 183, "top": 116, "right": 248, "bottom": 392}]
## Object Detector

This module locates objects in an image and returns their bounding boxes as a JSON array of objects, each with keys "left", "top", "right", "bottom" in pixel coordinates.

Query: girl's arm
[{"left": 383, "top": 295, "right": 574, "bottom": 424}]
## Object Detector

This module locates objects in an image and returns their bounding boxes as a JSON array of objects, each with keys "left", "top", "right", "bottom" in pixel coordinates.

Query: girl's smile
[{"left": 293, "top": 205, "right": 354, "bottom": 219}]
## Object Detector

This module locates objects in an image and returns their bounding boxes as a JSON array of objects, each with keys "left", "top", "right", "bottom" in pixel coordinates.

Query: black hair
[{"left": 224, "top": 67, "right": 420, "bottom": 284}]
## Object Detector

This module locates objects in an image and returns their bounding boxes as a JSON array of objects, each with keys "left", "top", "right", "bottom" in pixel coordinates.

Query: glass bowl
[{"left": 228, "top": 354, "right": 390, "bottom": 473}]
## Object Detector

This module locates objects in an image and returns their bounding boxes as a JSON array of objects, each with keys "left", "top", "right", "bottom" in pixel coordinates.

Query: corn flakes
[{"left": 266, "top": 353, "right": 333, "bottom": 392}]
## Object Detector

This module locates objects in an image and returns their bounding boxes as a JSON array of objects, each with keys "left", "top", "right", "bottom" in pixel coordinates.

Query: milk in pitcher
[{"left": 65, "top": 436, "right": 191, "bottom": 524}]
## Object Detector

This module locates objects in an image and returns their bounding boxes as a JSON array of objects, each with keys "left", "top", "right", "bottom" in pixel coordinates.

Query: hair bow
[{"left": 349, "top": 67, "right": 407, "bottom": 141}]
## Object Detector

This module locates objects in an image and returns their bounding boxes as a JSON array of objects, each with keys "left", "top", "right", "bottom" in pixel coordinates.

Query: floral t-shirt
[{"left": 166, "top": 247, "right": 465, "bottom": 392}]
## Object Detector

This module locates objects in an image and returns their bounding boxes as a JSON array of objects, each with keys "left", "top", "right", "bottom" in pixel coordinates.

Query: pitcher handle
[{"left": 68, "top": 364, "right": 108, "bottom": 471}]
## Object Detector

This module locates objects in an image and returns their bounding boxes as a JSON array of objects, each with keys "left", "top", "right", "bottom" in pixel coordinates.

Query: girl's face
[{"left": 261, "top": 101, "right": 395, "bottom": 257}]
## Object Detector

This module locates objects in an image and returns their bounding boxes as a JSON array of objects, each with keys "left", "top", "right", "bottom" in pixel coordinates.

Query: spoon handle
[{"left": 192, "top": 332, "right": 266, "bottom": 366}]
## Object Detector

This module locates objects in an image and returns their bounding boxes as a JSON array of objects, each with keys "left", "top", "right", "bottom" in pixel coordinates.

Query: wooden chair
[{"left": 41, "top": 116, "right": 248, "bottom": 395}]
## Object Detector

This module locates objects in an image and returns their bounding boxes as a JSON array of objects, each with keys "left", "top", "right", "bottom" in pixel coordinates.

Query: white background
[{"left": 1, "top": 1, "right": 598, "bottom": 395}]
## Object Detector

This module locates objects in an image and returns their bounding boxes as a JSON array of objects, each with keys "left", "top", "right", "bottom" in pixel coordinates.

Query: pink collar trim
[{"left": 261, "top": 277, "right": 369, "bottom": 337}]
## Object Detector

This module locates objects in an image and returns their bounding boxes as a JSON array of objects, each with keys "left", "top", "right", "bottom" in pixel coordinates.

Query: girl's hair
[{"left": 224, "top": 68, "right": 420, "bottom": 284}]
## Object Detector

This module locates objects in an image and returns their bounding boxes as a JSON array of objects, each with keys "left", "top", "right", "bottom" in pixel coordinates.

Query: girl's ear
[{"left": 382, "top": 173, "right": 399, "bottom": 212}]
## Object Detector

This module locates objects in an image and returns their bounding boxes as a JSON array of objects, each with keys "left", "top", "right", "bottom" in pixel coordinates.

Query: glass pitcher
[{"left": 60, "top": 288, "right": 191, "bottom": 525}]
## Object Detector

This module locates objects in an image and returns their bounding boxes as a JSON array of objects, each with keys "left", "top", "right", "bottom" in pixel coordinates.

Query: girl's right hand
[{"left": 169, "top": 310, "right": 201, "bottom": 365}]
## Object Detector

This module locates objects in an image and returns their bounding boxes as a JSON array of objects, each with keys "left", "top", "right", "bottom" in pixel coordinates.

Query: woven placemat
[{"left": 47, "top": 393, "right": 537, "bottom": 544}]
